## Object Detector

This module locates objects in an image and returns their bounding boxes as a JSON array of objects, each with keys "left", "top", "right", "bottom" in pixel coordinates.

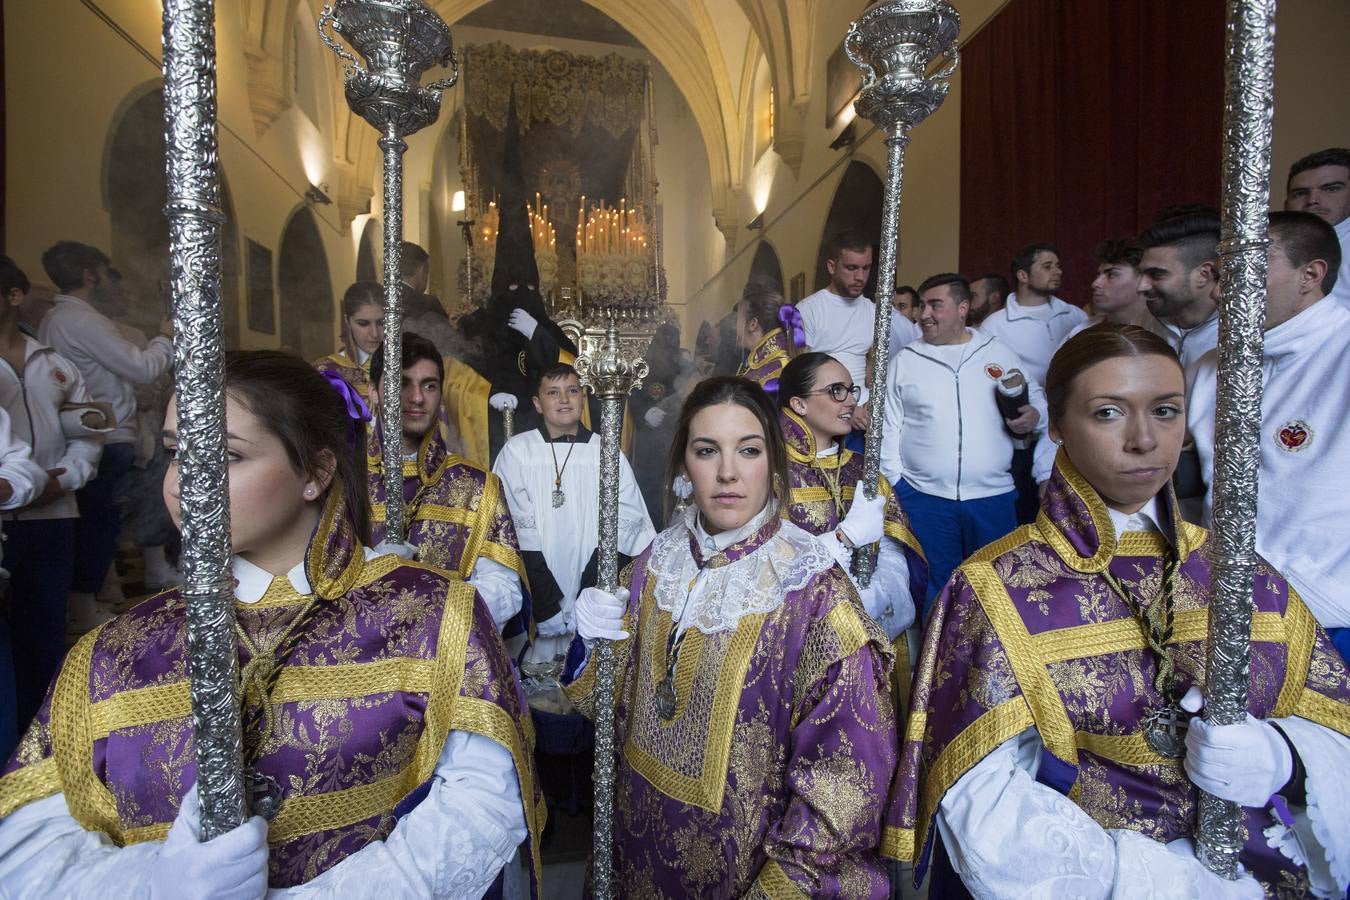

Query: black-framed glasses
[{"left": 806, "top": 383, "right": 861, "bottom": 403}]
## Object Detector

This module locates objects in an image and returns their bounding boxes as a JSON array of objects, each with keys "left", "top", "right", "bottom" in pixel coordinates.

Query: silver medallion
[
  {"left": 1143, "top": 705, "right": 1192, "bottom": 759},
  {"left": 552, "top": 488, "right": 565, "bottom": 509},
  {"left": 245, "top": 767, "right": 284, "bottom": 821},
  {"left": 655, "top": 674, "right": 678, "bottom": 720}
]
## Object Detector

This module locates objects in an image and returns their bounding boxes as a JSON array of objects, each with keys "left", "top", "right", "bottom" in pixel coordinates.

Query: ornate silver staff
[
  {"left": 1198, "top": 0, "right": 1277, "bottom": 879},
  {"left": 574, "top": 320, "right": 647, "bottom": 900},
  {"left": 845, "top": 0, "right": 959, "bottom": 585},
  {"left": 161, "top": 0, "right": 246, "bottom": 838},
  {"left": 501, "top": 406, "right": 515, "bottom": 439},
  {"left": 319, "top": 0, "right": 457, "bottom": 541}
]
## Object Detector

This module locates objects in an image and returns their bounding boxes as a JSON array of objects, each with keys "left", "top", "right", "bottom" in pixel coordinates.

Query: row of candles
[{"left": 472, "top": 193, "right": 650, "bottom": 260}]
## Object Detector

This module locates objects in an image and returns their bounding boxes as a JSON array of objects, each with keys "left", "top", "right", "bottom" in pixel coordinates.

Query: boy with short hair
[{"left": 492, "top": 364, "right": 655, "bottom": 663}]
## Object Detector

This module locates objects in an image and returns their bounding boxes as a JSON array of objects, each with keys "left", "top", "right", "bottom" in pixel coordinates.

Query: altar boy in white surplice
[{"left": 493, "top": 363, "right": 655, "bottom": 664}]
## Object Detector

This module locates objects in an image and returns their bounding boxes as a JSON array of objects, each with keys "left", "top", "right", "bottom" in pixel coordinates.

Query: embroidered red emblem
[
  {"left": 985, "top": 364, "right": 1003, "bottom": 380},
  {"left": 648, "top": 383, "right": 666, "bottom": 400},
  {"left": 1276, "top": 420, "right": 1311, "bottom": 452},
  {"left": 52, "top": 368, "right": 68, "bottom": 385}
]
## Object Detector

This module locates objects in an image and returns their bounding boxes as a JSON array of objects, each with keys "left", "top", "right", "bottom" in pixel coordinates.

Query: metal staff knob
[
  {"left": 573, "top": 318, "right": 647, "bottom": 900},
  {"left": 318, "top": 0, "right": 458, "bottom": 136},
  {"left": 845, "top": 0, "right": 959, "bottom": 585},
  {"left": 845, "top": 0, "right": 960, "bottom": 134}
]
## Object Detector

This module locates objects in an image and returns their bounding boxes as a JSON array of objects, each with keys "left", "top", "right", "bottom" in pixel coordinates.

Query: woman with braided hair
[
  {"left": 735, "top": 280, "right": 800, "bottom": 396},
  {"left": 885, "top": 324, "right": 1350, "bottom": 898},
  {"left": 0, "top": 351, "right": 543, "bottom": 897}
]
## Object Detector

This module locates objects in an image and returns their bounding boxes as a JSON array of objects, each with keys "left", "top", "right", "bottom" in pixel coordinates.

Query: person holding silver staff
[
  {"left": 564, "top": 375, "right": 899, "bottom": 896},
  {"left": 313, "top": 280, "right": 385, "bottom": 398},
  {"left": 0, "top": 352, "right": 543, "bottom": 897},
  {"left": 886, "top": 325, "right": 1350, "bottom": 898}
]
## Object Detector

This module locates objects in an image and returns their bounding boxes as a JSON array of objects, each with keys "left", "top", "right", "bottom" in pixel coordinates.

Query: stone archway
[
  {"left": 277, "top": 206, "right": 334, "bottom": 360},
  {"left": 105, "top": 85, "right": 242, "bottom": 344},
  {"left": 813, "top": 160, "right": 884, "bottom": 296},
  {"left": 746, "top": 239, "right": 784, "bottom": 293},
  {"left": 356, "top": 218, "right": 379, "bottom": 283}
]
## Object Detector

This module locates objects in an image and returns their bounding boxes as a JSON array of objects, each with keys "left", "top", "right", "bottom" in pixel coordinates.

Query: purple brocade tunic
[
  {"left": 779, "top": 408, "right": 929, "bottom": 606},
  {"left": 738, "top": 327, "right": 792, "bottom": 395},
  {"left": 368, "top": 422, "right": 525, "bottom": 585},
  {"left": 566, "top": 513, "right": 899, "bottom": 898},
  {"left": 313, "top": 349, "right": 370, "bottom": 397},
  {"left": 0, "top": 489, "right": 545, "bottom": 892},
  {"left": 886, "top": 452, "right": 1350, "bottom": 894}
]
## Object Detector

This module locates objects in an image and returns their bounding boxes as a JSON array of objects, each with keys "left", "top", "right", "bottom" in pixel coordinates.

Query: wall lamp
[
  {"left": 746, "top": 212, "right": 765, "bottom": 231},
  {"left": 829, "top": 123, "right": 856, "bottom": 152},
  {"left": 305, "top": 183, "right": 333, "bottom": 206}
]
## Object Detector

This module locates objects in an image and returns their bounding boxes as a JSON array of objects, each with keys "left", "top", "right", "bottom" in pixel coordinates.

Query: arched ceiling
[{"left": 237, "top": 0, "right": 817, "bottom": 243}]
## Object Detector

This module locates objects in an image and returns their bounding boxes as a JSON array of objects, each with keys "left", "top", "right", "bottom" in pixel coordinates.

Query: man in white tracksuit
[
  {"left": 881, "top": 273, "right": 1047, "bottom": 618},
  {"left": 1190, "top": 211, "right": 1350, "bottom": 661},
  {"left": 1284, "top": 147, "right": 1350, "bottom": 312}
]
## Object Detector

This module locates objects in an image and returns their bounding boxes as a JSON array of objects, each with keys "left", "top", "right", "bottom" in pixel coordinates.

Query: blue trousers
[
  {"left": 1327, "top": 627, "right": 1350, "bottom": 665},
  {"left": 895, "top": 480, "right": 1018, "bottom": 620},
  {"left": 73, "top": 442, "right": 135, "bottom": 593},
  {"left": 3, "top": 517, "right": 76, "bottom": 734}
]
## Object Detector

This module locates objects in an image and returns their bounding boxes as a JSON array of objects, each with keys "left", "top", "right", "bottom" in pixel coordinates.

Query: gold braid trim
[
  {"left": 905, "top": 710, "right": 928, "bottom": 744},
  {"left": 751, "top": 858, "right": 808, "bottom": 899},
  {"left": 390, "top": 504, "right": 471, "bottom": 526},
  {"left": 964, "top": 561, "right": 1077, "bottom": 769},
  {"left": 892, "top": 633, "right": 913, "bottom": 714},
  {"left": 270, "top": 769, "right": 413, "bottom": 842},
  {"left": 450, "top": 696, "right": 546, "bottom": 888},
  {"left": 826, "top": 600, "right": 870, "bottom": 659},
  {"left": 90, "top": 682, "right": 190, "bottom": 740},
  {"left": 1033, "top": 611, "right": 1285, "bottom": 664},
  {"left": 1294, "top": 691, "right": 1350, "bottom": 739},
  {"left": 461, "top": 471, "right": 502, "bottom": 580},
  {"left": 880, "top": 825, "right": 915, "bottom": 863},
  {"left": 1275, "top": 590, "right": 1316, "bottom": 718},
  {"left": 0, "top": 756, "right": 61, "bottom": 819},
  {"left": 273, "top": 658, "right": 438, "bottom": 704},
  {"left": 52, "top": 625, "right": 123, "bottom": 840},
  {"left": 1076, "top": 730, "right": 1183, "bottom": 770},
  {"left": 916, "top": 698, "right": 1034, "bottom": 869},
  {"left": 476, "top": 539, "right": 527, "bottom": 583},
  {"left": 623, "top": 611, "right": 768, "bottom": 813},
  {"left": 123, "top": 822, "right": 169, "bottom": 844}
]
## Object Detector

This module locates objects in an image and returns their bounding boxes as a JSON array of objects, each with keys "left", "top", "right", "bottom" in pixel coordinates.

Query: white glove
[
  {"left": 838, "top": 481, "right": 886, "bottom": 548},
  {"left": 575, "top": 586, "right": 630, "bottom": 641},
  {"left": 507, "top": 308, "right": 538, "bottom": 340},
  {"left": 536, "top": 610, "right": 569, "bottom": 637},
  {"left": 489, "top": 393, "right": 518, "bottom": 412},
  {"left": 1181, "top": 686, "right": 1292, "bottom": 807},
  {"left": 1161, "top": 837, "right": 1265, "bottom": 900},
  {"left": 374, "top": 539, "right": 417, "bottom": 560},
  {"left": 149, "top": 787, "right": 269, "bottom": 900},
  {"left": 644, "top": 407, "right": 666, "bottom": 428}
]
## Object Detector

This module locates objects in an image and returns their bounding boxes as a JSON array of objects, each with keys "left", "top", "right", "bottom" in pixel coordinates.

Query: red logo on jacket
[
  {"left": 1276, "top": 420, "right": 1311, "bottom": 452},
  {"left": 52, "top": 368, "right": 68, "bottom": 385},
  {"left": 985, "top": 363, "right": 1003, "bottom": 380}
]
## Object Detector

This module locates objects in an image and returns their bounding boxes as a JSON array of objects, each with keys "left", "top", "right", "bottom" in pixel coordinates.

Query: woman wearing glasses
[{"left": 777, "top": 353, "right": 926, "bottom": 640}]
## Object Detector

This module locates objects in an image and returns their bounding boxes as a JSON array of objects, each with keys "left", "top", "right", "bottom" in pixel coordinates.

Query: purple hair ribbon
[
  {"left": 778, "top": 304, "right": 805, "bottom": 351},
  {"left": 320, "top": 371, "right": 372, "bottom": 423}
]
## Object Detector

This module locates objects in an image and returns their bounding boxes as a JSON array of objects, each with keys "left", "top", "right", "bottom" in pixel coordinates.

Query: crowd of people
[{"left": 0, "top": 149, "right": 1346, "bottom": 898}]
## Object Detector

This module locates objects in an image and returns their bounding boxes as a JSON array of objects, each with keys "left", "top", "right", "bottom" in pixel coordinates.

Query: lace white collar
[{"left": 647, "top": 501, "right": 834, "bottom": 634}]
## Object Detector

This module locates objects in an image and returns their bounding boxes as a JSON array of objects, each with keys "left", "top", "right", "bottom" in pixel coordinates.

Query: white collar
[
  {"left": 815, "top": 443, "right": 841, "bottom": 459},
  {"left": 692, "top": 499, "right": 777, "bottom": 556},
  {"left": 1263, "top": 295, "right": 1344, "bottom": 359},
  {"left": 232, "top": 555, "right": 310, "bottom": 603},
  {"left": 1106, "top": 496, "right": 1163, "bottom": 538},
  {"left": 1004, "top": 293, "right": 1068, "bottom": 320},
  {"left": 356, "top": 346, "right": 372, "bottom": 365}
]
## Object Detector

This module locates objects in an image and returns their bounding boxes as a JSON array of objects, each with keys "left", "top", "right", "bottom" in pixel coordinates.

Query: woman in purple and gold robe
[
  {"left": 368, "top": 334, "right": 529, "bottom": 638},
  {"left": 313, "top": 280, "right": 383, "bottom": 397},
  {"left": 0, "top": 351, "right": 543, "bottom": 897},
  {"left": 776, "top": 352, "right": 927, "bottom": 640},
  {"left": 566, "top": 375, "right": 899, "bottom": 898},
  {"left": 735, "top": 281, "right": 800, "bottom": 396},
  {"left": 888, "top": 325, "right": 1350, "bottom": 898}
]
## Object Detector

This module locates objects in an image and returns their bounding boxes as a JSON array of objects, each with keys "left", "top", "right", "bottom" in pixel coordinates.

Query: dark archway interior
[
  {"left": 746, "top": 241, "right": 784, "bottom": 294},
  {"left": 106, "top": 87, "right": 241, "bottom": 345},
  {"left": 356, "top": 218, "right": 379, "bottom": 283},
  {"left": 278, "top": 207, "right": 334, "bottom": 360},
  {"left": 108, "top": 89, "right": 243, "bottom": 345},
  {"left": 813, "top": 160, "right": 883, "bottom": 297}
]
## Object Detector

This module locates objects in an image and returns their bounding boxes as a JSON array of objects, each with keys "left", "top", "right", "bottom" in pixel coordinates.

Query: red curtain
[{"left": 958, "top": 0, "right": 1225, "bottom": 305}]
